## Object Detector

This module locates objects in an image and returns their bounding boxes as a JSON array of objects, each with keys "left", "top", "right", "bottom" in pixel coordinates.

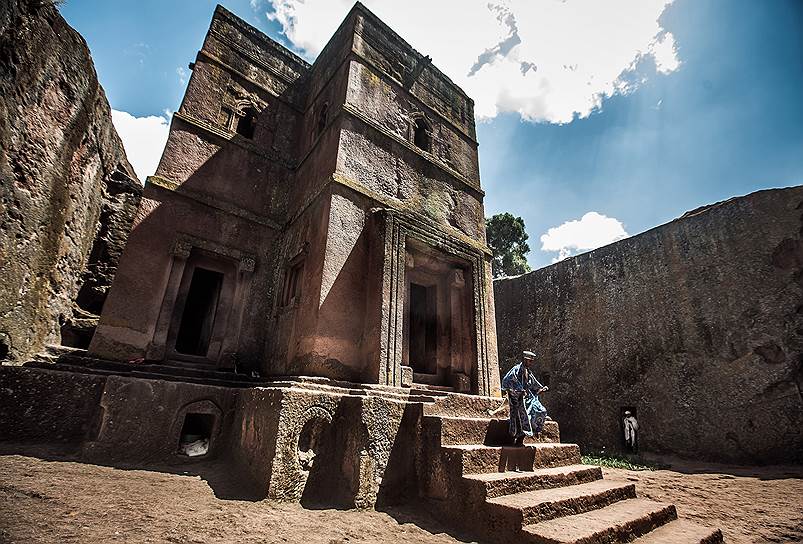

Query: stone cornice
[
  {"left": 201, "top": 38, "right": 479, "bottom": 151},
  {"left": 146, "top": 169, "right": 491, "bottom": 259},
  {"left": 146, "top": 175, "right": 282, "bottom": 231},
  {"left": 348, "top": 2, "right": 473, "bottom": 104},
  {"left": 177, "top": 95, "right": 483, "bottom": 201},
  {"left": 204, "top": 8, "right": 478, "bottom": 146},
  {"left": 331, "top": 173, "right": 492, "bottom": 257},
  {"left": 212, "top": 5, "right": 310, "bottom": 72},
  {"left": 347, "top": 52, "right": 478, "bottom": 147},
  {"left": 196, "top": 49, "right": 304, "bottom": 114}
]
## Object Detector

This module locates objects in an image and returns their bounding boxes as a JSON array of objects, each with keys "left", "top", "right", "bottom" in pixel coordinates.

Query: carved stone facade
[{"left": 89, "top": 4, "right": 500, "bottom": 395}]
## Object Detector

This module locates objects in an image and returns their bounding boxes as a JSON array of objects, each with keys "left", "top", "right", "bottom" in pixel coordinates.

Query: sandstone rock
[
  {"left": 0, "top": 0, "right": 141, "bottom": 362},
  {"left": 494, "top": 186, "right": 803, "bottom": 464}
]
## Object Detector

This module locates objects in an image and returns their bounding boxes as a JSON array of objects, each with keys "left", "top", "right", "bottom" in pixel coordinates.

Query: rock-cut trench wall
[
  {"left": 494, "top": 186, "right": 803, "bottom": 464},
  {"left": 0, "top": 0, "right": 142, "bottom": 363}
]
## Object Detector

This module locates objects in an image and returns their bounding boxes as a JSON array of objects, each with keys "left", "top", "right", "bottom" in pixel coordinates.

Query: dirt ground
[
  {"left": 603, "top": 456, "right": 803, "bottom": 544},
  {"left": 0, "top": 452, "right": 801, "bottom": 544}
]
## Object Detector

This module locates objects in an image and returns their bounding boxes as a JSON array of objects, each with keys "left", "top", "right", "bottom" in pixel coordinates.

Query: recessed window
[
  {"left": 236, "top": 106, "right": 257, "bottom": 139},
  {"left": 413, "top": 118, "right": 431, "bottom": 152},
  {"left": 282, "top": 259, "right": 304, "bottom": 306}
]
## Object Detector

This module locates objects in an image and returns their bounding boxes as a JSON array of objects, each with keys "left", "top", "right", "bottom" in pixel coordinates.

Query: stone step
[
  {"left": 630, "top": 518, "right": 723, "bottom": 544},
  {"left": 412, "top": 382, "right": 456, "bottom": 393},
  {"left": 24, "top": 360, "right": 439, "bottom": 403},
  {"left": 427, "top": 415, "right": 560, "bottom": 446},
  {"left": 25, "top": 361, "right": 263, "bottom": 389},
  {"left": 487, "top": 480, "right": 636, "bottom": 529},
  {"left": 463, "top": 464, "right": 603, "bottom": 500},
  {"left": 521, "top": 498, "right": 677, "bottom": 544},
  {"left": 424, "top": 393, "right": 512, "bottom": 418},
  {"left": 267, "top": 380, "right": 439, "bottom": 404},
  {"left": 441, "top": 443, "right": 581, "bottom": 475}
]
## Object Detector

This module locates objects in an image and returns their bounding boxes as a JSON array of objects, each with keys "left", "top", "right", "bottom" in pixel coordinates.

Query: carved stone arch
[
  {"left": 294, "top": 405, "right": 334, "bottom": 475},
  {"left": 234, "top": 99, "right": 260, "bottom": 139},
  {"left": 171, "top": 399, "right": 223, "bottom": 458}
]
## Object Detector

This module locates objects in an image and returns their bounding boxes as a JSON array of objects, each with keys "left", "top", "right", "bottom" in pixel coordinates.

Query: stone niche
[{"left": 402, "top": 239, "right": 475, "bottom": 391}]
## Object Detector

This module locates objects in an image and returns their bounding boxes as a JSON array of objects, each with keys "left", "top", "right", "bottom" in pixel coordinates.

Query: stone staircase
[{"left": 420, "top": 401, "right": 723, "bottom": 544}]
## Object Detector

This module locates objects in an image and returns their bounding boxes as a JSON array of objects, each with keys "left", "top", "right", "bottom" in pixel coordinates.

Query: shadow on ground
[{"left": 0, "top": 441, "right": 265, "bottom": 501}]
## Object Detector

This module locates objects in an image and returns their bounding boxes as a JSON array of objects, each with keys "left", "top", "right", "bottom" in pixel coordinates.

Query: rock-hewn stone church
[{"left": 90, "top": 3, "right": 500, "bottom": 396}]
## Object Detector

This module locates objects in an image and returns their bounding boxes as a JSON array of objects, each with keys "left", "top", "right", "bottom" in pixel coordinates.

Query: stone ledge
[{"left": 146, "top": 174, "right": 283, "bottom": 231}]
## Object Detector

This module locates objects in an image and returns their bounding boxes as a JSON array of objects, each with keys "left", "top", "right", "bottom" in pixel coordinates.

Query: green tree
[{"left": 485, "top": 213, "right": 531, "bottom": 278}]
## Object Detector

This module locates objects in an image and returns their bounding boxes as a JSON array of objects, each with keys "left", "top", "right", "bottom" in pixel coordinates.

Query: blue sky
[{"left": 61, "top": 0, "right": 803, "bottom": 269}]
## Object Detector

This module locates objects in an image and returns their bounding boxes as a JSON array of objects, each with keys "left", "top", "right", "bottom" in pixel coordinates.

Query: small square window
[{"left": 413, "top": 118, "right": 431, "bottom": 152}]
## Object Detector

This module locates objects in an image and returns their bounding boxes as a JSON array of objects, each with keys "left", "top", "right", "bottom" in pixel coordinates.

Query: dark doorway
[
  {"left": 409, "top": 283, "right": 437, "bottom": 374},
  {"left": 178, "top": 412, "right": 215, "bottom": 456},
  {"left": 175, "top": 267, "right": 223, "bottom": 356},
  {"left": 620, "top": 405, "right": 638, "bottom": 451}
]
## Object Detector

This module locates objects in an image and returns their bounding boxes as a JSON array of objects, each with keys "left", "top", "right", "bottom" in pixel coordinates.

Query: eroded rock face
[
  {"left": 494, "top": 186, "right": 803, "bottom": 464},
  {"left": 0, "top": 0, "right": 141, "bottom": 362}
]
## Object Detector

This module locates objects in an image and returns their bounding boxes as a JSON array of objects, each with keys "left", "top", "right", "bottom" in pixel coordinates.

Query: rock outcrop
[
  {"left": 494, "top": 186, "right": 803, "bottom": 464},
  {"left": 0, "top": 0, "right": 142, "bottom": 363}
]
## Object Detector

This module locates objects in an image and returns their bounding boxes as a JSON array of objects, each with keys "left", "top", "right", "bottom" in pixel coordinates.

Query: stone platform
[{"left": 0, "top": 348, "right": 722, "bottom": 543}]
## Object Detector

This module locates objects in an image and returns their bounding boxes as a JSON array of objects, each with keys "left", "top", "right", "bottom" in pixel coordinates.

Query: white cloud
[
  {"left": 176, "top": 66, "right": 187, "bottom": 86},
  {"left": 111, "top": 109, "right": 170, "bottom": 181},
  {"left": 540, "top": 212, "right": 629, "bottom": 262},
  {"left": 649, "top": 31, "right": 680, "bottom": 74},
  {"left": 264, "top": 0, "right": 680, "bottom": 123}
]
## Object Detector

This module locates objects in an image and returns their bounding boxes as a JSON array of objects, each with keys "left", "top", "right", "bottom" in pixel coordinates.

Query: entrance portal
[
  {"left": 408, "top": 283, "right": 437, "bottom": 374},
  {"left": 175, "top": 267, "right": 223, "bottom": 356},
  {"left": 162, "top": 248, "right": 239, "bottom": 368},
  {"left": 403, "top": 240, "right": 477, "bottom": 391}
]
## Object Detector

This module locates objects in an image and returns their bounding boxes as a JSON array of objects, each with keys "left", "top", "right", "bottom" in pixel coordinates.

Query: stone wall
[
  {"left": 494, "top": 186, "right": 803, "bottom": 464},
  {"left": 0, "top": 364, "right": 421, "bottom": 507},
  {"left": 0, "top": 0, "right": 141, "bottom": 362}
]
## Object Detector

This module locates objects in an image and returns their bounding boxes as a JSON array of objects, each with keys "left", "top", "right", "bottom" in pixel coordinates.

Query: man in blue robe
[{"left": 501, "top": 350, "right": 548, "bottom": 447}]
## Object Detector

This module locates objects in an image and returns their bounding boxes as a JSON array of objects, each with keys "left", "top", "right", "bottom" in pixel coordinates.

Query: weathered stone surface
[
  {"left": 0, "top": 365, "right": 105, "bottom": 443},
  {"left": 0, "top": 364, "right": 421, "bottom": 507},
  {"left": 90, "top": 4, "right": 499, "bottom": 395},
  {"left": 494, "top": 186, "right": 803, "bottom": 464},
  {"left": 0, "top": 0, "right": 141, "bottom": 362}
]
